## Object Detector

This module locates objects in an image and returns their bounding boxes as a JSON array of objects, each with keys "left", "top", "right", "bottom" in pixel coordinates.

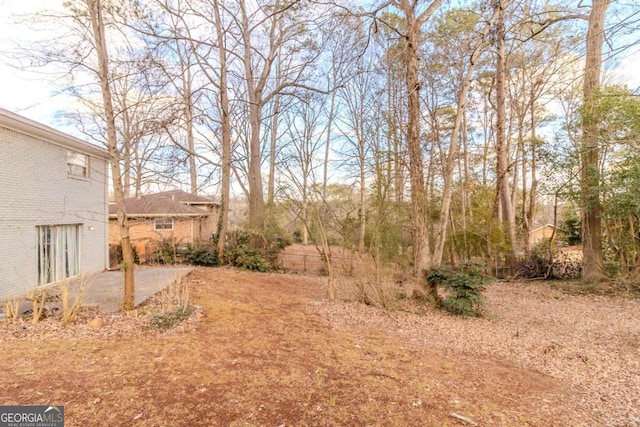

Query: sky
[
  {"left": 1, "top": 0, "right": 640, "bottom": 137},
  {"left": 0, "top": 0, "right": 77, "bottom": 131}
]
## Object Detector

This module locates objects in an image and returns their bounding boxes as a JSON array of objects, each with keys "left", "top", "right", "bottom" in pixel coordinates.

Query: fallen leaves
[
  {"left": 1, "top": 269, "right": 638, "bottom": 426},
  {"left": 316, "top": 281, "right": 640, "bottom": 426}
]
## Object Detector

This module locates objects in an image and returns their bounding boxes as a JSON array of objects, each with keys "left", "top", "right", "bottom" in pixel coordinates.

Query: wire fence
[{"left": 279, "top": 252, "right": 341, "bottom": 275}]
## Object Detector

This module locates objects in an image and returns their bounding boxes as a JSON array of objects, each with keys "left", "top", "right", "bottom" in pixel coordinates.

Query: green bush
[
  {"left": 292, "top": 228, "right": 302, "bottom": 244},
  {"left": 159, "top": 239, "right": 177, "bottom": 264},
  {"left": 184, "top": 245, "right": 219, "bottom": 266},
  {"left": 224, "top": 230, "right": 288, "bottom": 272},
  {"left": 227, "top": 247, "right": 268, "bottom": 272},
  {"left": 147, "top": 307, "right": 193, "bottom": 331},
  {"left": 426, "top": 263, "right": 490, "bottom": 317}
]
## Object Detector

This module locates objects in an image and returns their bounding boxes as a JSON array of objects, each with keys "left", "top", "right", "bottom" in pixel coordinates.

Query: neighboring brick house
[
  {"left": 530, "top": 224, "right": 564, "bottom": 246},
  {"left": 108, "top": 190, "right": 220, "bottom": 262},
  {"left": 0, "top": 108, "right": 109, "bottom": 300}
]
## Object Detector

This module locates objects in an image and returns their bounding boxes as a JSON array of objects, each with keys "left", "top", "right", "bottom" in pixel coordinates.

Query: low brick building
[
  {"left": 109, "top": 190, "right": 220, "bottom": 263},
  {"left": 530, "top": 224, "right": 566, "bottom": 246}
]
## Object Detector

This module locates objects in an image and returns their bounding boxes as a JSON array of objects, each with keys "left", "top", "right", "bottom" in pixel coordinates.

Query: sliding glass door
[{"left": 37, "top": 224, "right": 80, "bottom": 285}]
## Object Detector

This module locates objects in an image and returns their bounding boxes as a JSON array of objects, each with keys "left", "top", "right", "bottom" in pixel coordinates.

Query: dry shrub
[
  {"left": 3, "top": 298, "right": 20, "bottom": 323},
  {"left": 366, "top": 277, "right": 405, "bottom": 310},
  {"left": 511, "top": 242, "right": 583, "bottom": 280},
  {"left": 611, "top": 271, "right": 640, "bottom": 298},
  {"left": 27, "top": 289, "right": 50, "bottom": 324},
  {"left": 157, "top": 275, "right": 191, "bottom": 313},
  {"left": 339, "top": 264, "right": 407, "bottom": 310},
  {"left": 336, "top": 249, "right": 377, "bottom": 278},
  {"left": 148, "top": 275, "right": 193, "bottom": 331},
  {"left": 59, "top": 279, "right": 86, "bottom": 324}
]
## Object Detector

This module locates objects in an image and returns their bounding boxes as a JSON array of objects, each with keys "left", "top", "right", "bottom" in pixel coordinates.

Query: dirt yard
[{"left": 1, "top": 267, "right": 638, "bottom": 426}]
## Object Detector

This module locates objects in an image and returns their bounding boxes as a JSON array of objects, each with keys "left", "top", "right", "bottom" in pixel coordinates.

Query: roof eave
[
  {"left": 0, "top": 108, "right": 109, "bottom": 159},
  {"left": 108, "top": 213, "right": 214, "bottom": 218}
]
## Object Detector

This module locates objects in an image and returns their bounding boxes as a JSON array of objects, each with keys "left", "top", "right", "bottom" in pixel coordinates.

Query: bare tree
[
  {"left": 379, "top": 0, "right": 443, "bottom": 280},
  {"left": 281, "top": 92, "right": 325, "bottom": 245},
  {"left": 212, "top": 0, "right": 233, "bottom": 258},
  {"left": 86, "top": 0, "right": 135, "bottom": 309},
  {"left": 493, "top": 0, "right": 517, "bottom": 255},
  {"left": 432, "top": 7, "right": 498, "bottom": 266},
  {"left": 227, "top": 0, "right": 325, "bottom": 234},
  {"left": 506, "top": 21, "right": 570, "bottom": 254},
  {"left": 336, "top": 61, "right": 379, "bottom": 253}
]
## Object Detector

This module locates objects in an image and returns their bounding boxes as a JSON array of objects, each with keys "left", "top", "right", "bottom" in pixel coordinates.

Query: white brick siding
[{"left": 0, "top": 111, "right": 109, "bottom": 300}]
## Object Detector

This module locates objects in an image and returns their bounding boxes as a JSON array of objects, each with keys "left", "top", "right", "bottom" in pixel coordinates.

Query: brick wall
[
  {"left": 109, "top": 215, "right": 217, "bottom": 262},
  {"left": 0, "top": 126, "right": 108, "bottom": 300}
]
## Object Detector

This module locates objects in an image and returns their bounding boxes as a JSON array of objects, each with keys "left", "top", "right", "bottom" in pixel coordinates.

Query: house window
[
  {"left": 154, "top": 217, "right": 173, "bottom": 230},
  {"left": 67, "top": 150, "right": 89, "bottom": 178},
  {"left": 37, "top": 224, "right": 81, "bottom": 286}
]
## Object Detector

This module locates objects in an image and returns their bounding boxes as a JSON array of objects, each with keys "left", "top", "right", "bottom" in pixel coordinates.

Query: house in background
[
  {"left": 0, "top": 108, "right": 109, "bottom": 300},
  {"left": 108, "top": 190, "right": 220, "bottom": 262},
  {"left": 530, "top": 224, "right": 565, "bottom": 246}
]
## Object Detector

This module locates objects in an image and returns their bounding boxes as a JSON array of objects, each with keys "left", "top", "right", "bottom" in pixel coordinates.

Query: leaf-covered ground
[{"left": 1, "top": 267, "right": 638, "bottom": 426}]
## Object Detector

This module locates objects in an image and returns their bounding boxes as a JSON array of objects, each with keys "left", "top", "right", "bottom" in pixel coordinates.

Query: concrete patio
[{"left": 81, "top": 267, "right": 194, "bottom": 312}]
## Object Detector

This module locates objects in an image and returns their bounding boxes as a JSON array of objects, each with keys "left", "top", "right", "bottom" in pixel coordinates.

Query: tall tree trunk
[
  {"left": 433, "top": 10, "right": 496, "bottom": 266},
  {"left": 494, "top": 0, "right": 516, "bottom": 255},
  {"left": 267, "top": 91, "right": 280, "bottom": 205},
  {"left": 315, "top": 209, "right": 335, "bottom": 301},
  {"left": 123, "top": 142, "right": 131, "bottom": 197},
  {"left": 121, "top": 105, "right": 131, "bottom": 197},
  {"left": 406, "top": 26, "right": 430, "bottom": 275},
  {"left": 213, "top": 0, "right": 231, "bottom": 260},
  {"left": 183, "top": 65, "right": 197, "bottom": 195},
  {"left": 432, "top": 73, "right": 471, "bottom": 266},
  {"left": 520, "top": 118, "right": 529, "bottom": 253},
  {"left": 402, "top": 4, "right": 439, "bottom": 278},
  {"left": 134, "top": 147, "right": 142, "bottom": 197},
  {"left": 322, "top": 86, "right": 336, "bottom": 201},
  {"left": 302, "top": 183, "right": 309, "bottom": 246},
  {"left": 240, "top": 0, "right": 266, "bottom": 234},
  {"left": 87, "top": 0, "right": 135, "bottom": 310},
  {"left": 481, "top": 94, "right": 491, "bottom": 187},
  {"left": 358, "top": 158, "right": 366, "bottom": 253},
  {"left": 524, "top": 91, "right": 538, "bottom": 254},
  {"left": 461, "top": 111, "right": 471, "bottom": 258},
  {"left": 357, "top": 109, "right": 367, "bottom": 253},
  {"left": 267, "top": 43, "right": 282, "bottom": 205},
  {"left": 581, "top": 0, "right": 609, "bottom": 282}
]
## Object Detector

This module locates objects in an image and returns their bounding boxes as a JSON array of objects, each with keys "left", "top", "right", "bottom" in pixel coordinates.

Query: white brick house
[{"left": 0, "top": 108, "right": 109, "bottom": 300}]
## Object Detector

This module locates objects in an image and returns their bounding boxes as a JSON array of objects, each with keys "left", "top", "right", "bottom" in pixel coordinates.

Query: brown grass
[{"left": 0, "top": 268, "right": 584, "bottom": 426}]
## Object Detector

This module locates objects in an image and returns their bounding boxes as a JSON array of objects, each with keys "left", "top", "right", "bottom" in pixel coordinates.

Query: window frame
[
  {"left": 154, "top": 217, "right": 174, "bottom": 230},
  {"left": 37, "top": 224, "right": 81, "bottom": 286},
  {"left": 67, "top": 150, "right": 89, "bottom": 179}
]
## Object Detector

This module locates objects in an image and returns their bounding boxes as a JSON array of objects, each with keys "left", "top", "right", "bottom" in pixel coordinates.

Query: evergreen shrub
[{"left": 426, "top": 263, "right": 490, "bottom": 317}]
